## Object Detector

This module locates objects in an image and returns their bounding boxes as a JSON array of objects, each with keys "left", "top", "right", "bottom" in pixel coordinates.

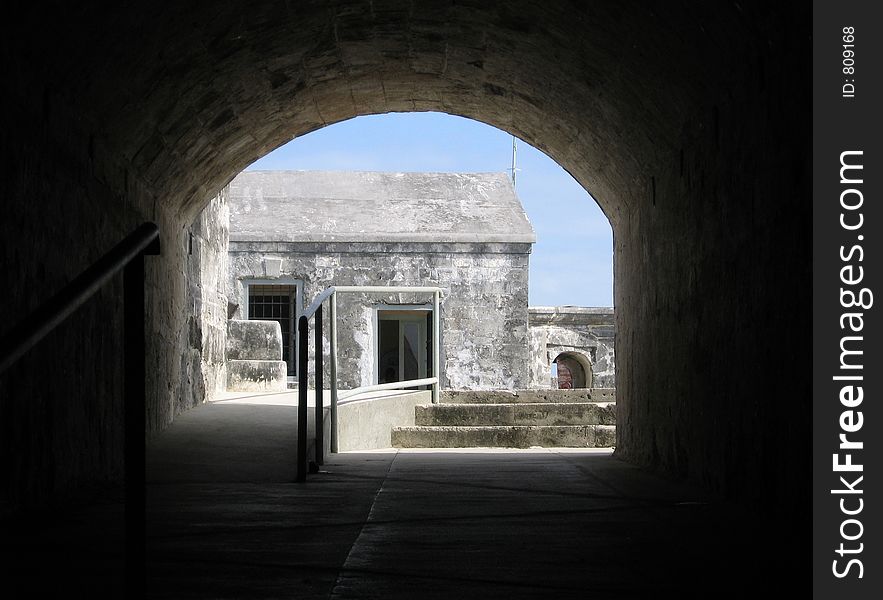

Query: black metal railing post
[
  {"left": 314, "top": 305, "right": 324, "bottom": 466},
  {"left": 124, "top": 253, "right": 146, "bottom": 596},
  {"left": 123, "top": 226, "right": 159, "bottom": 598},
  {"left": 296, "top": 315, "right": 308, "bottom": 482}
]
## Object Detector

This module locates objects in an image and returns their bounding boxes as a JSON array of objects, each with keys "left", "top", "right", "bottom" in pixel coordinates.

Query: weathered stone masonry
[
  {"left": 528, "top": 307, "right": 615, "bottom": 389},
  {"left": 230, "top": 241, "right": 534, "bottom": 390},
  {"left": 184, "top": 190, "right": 230, "bottom": 403},
  {"left": 226, "top": 170, "right": 536, "bottom": 390}
]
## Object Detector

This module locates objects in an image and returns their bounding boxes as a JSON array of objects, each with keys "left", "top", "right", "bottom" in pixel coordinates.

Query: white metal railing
[
  {"left": 295, "top": 285, "right": 443, "bottom": 481},
  {"left": 338, "top": 377, "right": 439, "bottom": 401}
]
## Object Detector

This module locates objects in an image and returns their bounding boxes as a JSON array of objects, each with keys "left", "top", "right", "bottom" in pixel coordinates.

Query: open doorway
[
  {"left": 376, "top": 308, "right": 432, "bottom": 389},
  {"left": 553, "top": 352, "right": 593, "bottom": 389}
]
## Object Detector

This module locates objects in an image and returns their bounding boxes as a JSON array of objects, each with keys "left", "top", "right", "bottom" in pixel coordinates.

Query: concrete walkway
[{"left": 144, "top": 397, "right": 777, "bottom": 599}]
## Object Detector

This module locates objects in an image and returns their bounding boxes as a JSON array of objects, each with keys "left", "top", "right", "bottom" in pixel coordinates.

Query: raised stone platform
[
  {"left": 415, "top": 402, "right": 615, "bottom": 427},
  {"left": 393, "top": 389, "right": 617, "bottom": 449},
  {"left": 392, "top": 424, "right": 615, "bottom": 448},
  {"left": 440, "top": 388, "right": 615, "bottom": 404}
]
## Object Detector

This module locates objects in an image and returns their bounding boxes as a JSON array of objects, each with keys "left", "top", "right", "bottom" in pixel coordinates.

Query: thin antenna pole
[{"left": 510, "top": 135, "right": 518, "bottom": 190}]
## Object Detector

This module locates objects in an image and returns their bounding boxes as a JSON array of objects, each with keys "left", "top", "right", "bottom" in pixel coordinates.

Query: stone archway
[
  {"left": 554, "top": 351, "right": 593, "bottom": 390},
  {"left": 1, "top": 1, "right": 809, "bottom": 523}
]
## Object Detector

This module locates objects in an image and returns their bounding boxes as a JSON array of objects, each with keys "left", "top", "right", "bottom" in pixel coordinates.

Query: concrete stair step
[
  {"left": 391, "top": 425, "right": 616, "bottom": 448},
  {"left": 415, "top": 402, "right": 615, "bottom": 427},
  {"left": 441, "top": 388, "right": 615, "bottom": 404}
]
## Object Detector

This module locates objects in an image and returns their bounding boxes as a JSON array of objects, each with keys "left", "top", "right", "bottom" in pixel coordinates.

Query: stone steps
[
  {"left": 393, "top": 389, "right": 617, "bottom": 449},
  {"left": 441, "top": 388, "right": 615, "bottom": 404},
  {"left": 415, "top": 402, "right": 615, "bottom": 427},
  {"left": 391, "top": 425, "right": 616, "bottom": 448}
]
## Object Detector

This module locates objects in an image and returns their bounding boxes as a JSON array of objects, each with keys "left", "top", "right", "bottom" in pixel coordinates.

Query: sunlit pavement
[{"left": 137, "top": 397, "right": 787, "bottom": 599}]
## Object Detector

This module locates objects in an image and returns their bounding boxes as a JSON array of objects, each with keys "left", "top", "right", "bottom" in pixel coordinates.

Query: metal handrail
[
  {"left": 0, "top": 222, "right": 161, "bottom": 373},
  {"left": 338, "top": 377, "right": 439, "bottom": 401},
  {"left": 0, "top": 221, "right": 160, "bottom": 596},
  {"left": 333, "top": 285, "right": 447, "bottom": 293},
  {"left": 294, "top": 284, "right": 443, "bottom": 482},
  {"left": 301, "top": 286, "right": 335, "bottom": 320},
  {"left": 302, "top": 285, "right": 443, "bottom": 319}
]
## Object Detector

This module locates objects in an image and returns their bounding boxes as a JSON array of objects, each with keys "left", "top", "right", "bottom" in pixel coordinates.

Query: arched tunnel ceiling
[
  {"left": 8, "top": 1, "right": 756, "bottom": 225},
  {"left": 0, "top": 0, "right": 809, "bottom": 534}
]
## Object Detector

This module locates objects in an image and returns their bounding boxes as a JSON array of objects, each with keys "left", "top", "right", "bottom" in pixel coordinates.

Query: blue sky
[{"left": 246, "top": 112, "right": 613, "bottom": 307}]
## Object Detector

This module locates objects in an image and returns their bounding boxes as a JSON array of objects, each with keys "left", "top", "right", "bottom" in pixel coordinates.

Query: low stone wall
[
  {"left": 225, "top": 320, "right": 287, "bottom": 391},
  {"left": 440, "top": 388, "right": 615, "bottom": 404},
  {"left": 337, "top": 390, "right": 431, "bottom": 451}
]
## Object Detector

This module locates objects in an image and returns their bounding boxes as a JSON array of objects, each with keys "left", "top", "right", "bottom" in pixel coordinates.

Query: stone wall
[
  {"left": 227, "top": 241, "right": 532, "bottom": 390},
  {"left": 528, "top": 307, "right": 615, "bottom": 389},
  {"left": 0, "top": 90, "right": 216, "bottom": 514},
  {"left": 0, "top": 104, "right": 132, "bottom": 515},
  {"left": 184, "top": 190, "right": 230, "bottom": 402}
]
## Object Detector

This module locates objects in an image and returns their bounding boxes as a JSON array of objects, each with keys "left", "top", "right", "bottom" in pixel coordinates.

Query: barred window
[{"left": 248, "top": 285, "right": 297, "bottom": 376}]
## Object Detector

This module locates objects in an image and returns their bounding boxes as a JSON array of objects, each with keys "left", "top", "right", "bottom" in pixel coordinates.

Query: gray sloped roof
[{"left": 227, "top": 170, "right": 536, "bottom": 243}]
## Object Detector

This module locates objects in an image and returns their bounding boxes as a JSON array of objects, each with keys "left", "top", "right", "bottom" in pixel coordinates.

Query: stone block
[
  {"left": 226, "top": 359, "right": 287, "bottom": 392},
  {"left": 391, "top": 424, "right": 616, "bottom": 449},
  {"left": 440, "top": 388, "right": 616, "bottom": 404},
  {"left": 416, "top": 402, "right": 616, "bottom": 427},
  {"left": 415, "top": 404, "right": 515, "bottom": 426},
  {"left": 226, "top": 319, "right": 283, "bottom": 360},
  {"left": 263, "top": 257, "right": 282, "bottom": 277},
  {"left": 513, "top": 403, "right": 615, "bottom": 426},
  {"left": 520, "top": 426, "right": 589, "bottom": 448},
  {"left": 589, "top": 425, "right": 617, "bottom": 447},
  {"left": 392, "top": 426, "right": 520, "bottom": 448}
]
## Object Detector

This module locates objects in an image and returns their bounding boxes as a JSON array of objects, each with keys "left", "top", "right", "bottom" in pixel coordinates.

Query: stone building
[
  {"left": 226, "top": 170, "right": 541, "bottom": 390},
  {"left": 223, "top": 170, "right": 615, "bottom": 392}
]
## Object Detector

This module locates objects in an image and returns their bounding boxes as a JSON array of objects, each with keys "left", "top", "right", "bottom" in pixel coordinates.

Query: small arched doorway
[{"left": 553, "top": 352, "right": 593, "bottom": 389}]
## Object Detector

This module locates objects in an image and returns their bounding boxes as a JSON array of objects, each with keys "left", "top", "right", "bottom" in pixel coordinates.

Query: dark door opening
[
  {"left": 377, "top": 309, "right": 430, "bottom": 389},
  {"left": 554, "top": 353, "right": 588, "bottom": 389}
]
